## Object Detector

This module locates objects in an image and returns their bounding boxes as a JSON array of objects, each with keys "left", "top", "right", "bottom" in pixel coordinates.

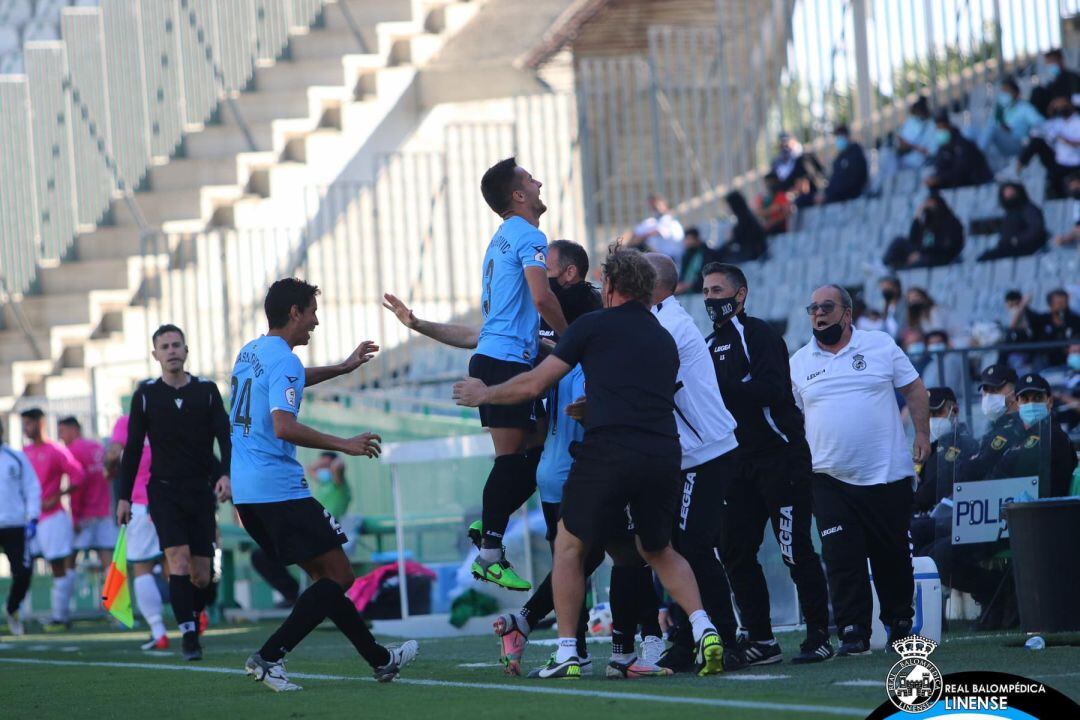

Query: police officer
[
  {"left": 702, "top": 263, "right": 833, "bottom": 665},
  {"left": 965, "top": 364, "right": 1026, "bottom": 483},
  {"left": 911, "top": 387, "right": 977, "bottom": 555},
  {"left": 998, "top": 373, "right": 1077, "bottom": 497}
]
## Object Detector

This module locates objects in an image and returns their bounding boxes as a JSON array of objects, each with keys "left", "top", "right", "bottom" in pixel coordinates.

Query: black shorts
[
  {"left": 560, "top": 435, "right": 681, "bottom": 553},
  {"left": 236, "top": 497, "right": 346, "bottom": 566},
  {"left": 147, "top": 481, "right": 216, "bottom": 557},
  {"left": 469, "top": 353, "right": 537, "bottom": 429}
]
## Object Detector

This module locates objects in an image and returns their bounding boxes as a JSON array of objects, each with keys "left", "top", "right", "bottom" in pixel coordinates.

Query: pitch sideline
[{"left": 0, "top": 657, "right": 870, "bottom": 716}]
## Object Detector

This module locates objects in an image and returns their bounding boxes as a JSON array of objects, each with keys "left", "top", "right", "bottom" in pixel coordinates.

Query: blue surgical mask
[
  {"left": 927, "top": 343, "right": 946, "bottom": 353},
  {"left": 1068, "top": 352, "right": 1080, "bottom": 371},
  {"left": 1018, "top": 402, "right": 1050, "bottom": 425},
  {"left": 907, "top": 342, "right": 926, "bottom": 356},
  {"left": 998, "top": 91, "right": 1014, "bottom": 107},
  {"left": 316, "top": 468, "right": 332, "bottom": 483},
  {"left": 928, "top": 416, "right": 954, "bottom": 443},
  {"left": 982, "top": 392, "right": 1008, "bottom": 421},
  {"left": 935, "top": 129, "right": 951, "bottom": 145},
  {"left": 835, "top": 137, "right": 849, "bottom": 152},
  {"left": 1046, "top": 64, "right": 1062, "bottom": 81}
]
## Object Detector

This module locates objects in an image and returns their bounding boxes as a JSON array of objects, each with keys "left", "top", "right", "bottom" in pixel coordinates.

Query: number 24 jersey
[{"left": 229, "top": 335, "right": 309, "bottom": 504}]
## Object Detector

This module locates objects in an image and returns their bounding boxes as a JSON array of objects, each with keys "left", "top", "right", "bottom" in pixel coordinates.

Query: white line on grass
[
  {"left": 0, "top": 657, "right": 869, "bottom": 716},
  {"left": 834, "top": 680, "right": 880, "bottom": 688}
]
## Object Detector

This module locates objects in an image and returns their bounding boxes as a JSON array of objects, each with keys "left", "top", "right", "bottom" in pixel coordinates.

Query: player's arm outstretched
[
  {"left": 272, "top": 411, "right": 381, "bottom": 458},
  {"left": 453, "top": 354, "right": 571, "bottom": 407},
  {"left": 304, "top": 340, "right": 381, "bottom": 387},
  {"left": 382, "top": 292, "right": 479, "bottom": 349}
]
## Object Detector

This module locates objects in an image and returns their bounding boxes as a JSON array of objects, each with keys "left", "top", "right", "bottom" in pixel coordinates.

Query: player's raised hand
[
  {"left": 342, "top": 432, "right": 382, "bottom": 458},
  {"left": 343, "top": 341, "right": 380, "bottom": 372},
  {"left": 452, "top": 377, "right": 488, "bottom": 407},
  {"left": 382, "top": 293, "right": 418, "bottom": 329}
]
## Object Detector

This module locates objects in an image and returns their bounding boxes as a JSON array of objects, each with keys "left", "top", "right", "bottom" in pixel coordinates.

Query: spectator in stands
[
  {"left": 753, "top": 171, "right": 792, "bottom": 235},
  {"left": 977, "top": 182, "right": 1048, "bottom": 261},
  {"left": 904, "top": 287, "right": 950, "bottom": 336},
  {"left": 1017, "top": 95, "right": 1080, "bottom": 199},
  {"left": 1023, "top": 288, "right": 1080, "bottom": 368},
  {"left": 857, "top": 275, "right": 905, "bottom": 337},
  {"left": 925, "top": 110, "right": 994, "bottom": 190},
  {"left": 1053, "top": 342, "right": 1080, "bottom": 431},
  {"left": 629, "top": 194, "right": 685, "bottom": 263},
  {"left": 770, "top": 133, "right": 824, "bottom": 198},
  {"left": 882, "top": 193, "right": 965, "bottom": 270},
  {"left": 1029, "top": 48, "right": 1080, "bottom": 117},
  {"left": 910, "top": 387, "right": 977, "bottom": 554},
  {"left": 922, "top": 331, "right": 968, "bottom": 396},
  {"left": 900, "top": 329, "right": 929, "bottom": 374},
  {"left": 875, "top": 97, "right": 938, "bottom": 192},
  {"left": 675, "top": 226, "right": 711, "bottom": 295},
  {"left": 1053, "top": 171, "right": 1080, "bottom": 247},
  {"left": 978, "top": 76, "right": 1044, "bottom": 159},
  {"left": 814, "top": 124, "right": 867, "bottom": 205},
  {"left": 714, "top": 190, "right": 767, "bottom": 262}
]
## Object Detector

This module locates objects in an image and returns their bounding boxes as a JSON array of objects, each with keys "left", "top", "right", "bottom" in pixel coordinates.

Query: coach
[{"left": 789, "top": 285, "right": 930, "bottom": 657}]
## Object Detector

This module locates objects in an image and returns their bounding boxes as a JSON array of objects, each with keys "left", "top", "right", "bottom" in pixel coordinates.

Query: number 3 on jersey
[{"left": 230, "top": 376, "right": 253, "bottom": 436}]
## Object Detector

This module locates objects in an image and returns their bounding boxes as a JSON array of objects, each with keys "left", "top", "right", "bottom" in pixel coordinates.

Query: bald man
[{"left": 635, "top": 253, "right": 747, "bottom": 672}]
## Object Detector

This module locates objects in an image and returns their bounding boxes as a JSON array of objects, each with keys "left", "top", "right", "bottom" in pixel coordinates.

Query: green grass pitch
[{"left": 1, "top": 621, "right": 1078, "bottom": 719}]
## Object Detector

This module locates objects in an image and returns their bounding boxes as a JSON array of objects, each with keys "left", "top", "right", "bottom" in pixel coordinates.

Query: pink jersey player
[
  {"left": 66, "top": 437, "right": 108, "bottom": 525},
  {"left": 23, "top": 440, "right": 85, "bottom": 519},
  {"left": 111, "top": 415, "right": 151, "bottom": 506}
]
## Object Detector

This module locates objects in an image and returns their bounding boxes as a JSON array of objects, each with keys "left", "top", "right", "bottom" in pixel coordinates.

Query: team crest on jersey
[
  {"left": 852, "top": 354, "right": 867, "bottom": 371},
  {"left": 285, "top": 388, "right": 296, "bottom": 407},
  {"left": 944, "top": 447, "right": 960, "bottom": 462},
  {"left": 1024, "top": 435, "right": 1040, "bottom": 449},
  {"left": 991, "top": 435, "right": 1007, "bottom": 450}
]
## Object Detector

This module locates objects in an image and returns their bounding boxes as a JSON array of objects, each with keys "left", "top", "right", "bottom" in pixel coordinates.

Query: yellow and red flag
[{"left": 101, "top": 525, "right": 134, "bottom": 628}]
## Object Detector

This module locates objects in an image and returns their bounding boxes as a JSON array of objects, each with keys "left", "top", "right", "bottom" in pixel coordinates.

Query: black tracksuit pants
[
  {"left": 717, "top": 451, "right": 830, "bottom": 641},
  {"left": 0, "top": 526, "right": 32, "bottom": 615},
  {"left": 811, "top": 473, "right": 915, "bottom": 641}
]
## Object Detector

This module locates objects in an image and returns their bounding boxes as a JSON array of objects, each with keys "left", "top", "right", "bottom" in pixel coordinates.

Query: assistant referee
[{"left": 789, "top": 285, "right": 930, "bottom": 657}]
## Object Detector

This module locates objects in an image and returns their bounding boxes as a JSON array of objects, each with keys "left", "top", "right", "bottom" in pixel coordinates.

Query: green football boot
[{"left": 471, "top": 551, "right": 532, "bottom": 592}]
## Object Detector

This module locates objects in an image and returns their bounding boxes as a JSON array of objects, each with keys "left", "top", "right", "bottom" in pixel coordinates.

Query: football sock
[
  {"left": 608, "top": 565, "right": 638, "bottom": 657},
  {"left": 554, "top": 637, "right": 578, "bottom": 663},
  {"left": 634, "top": 564, "right": 662, "bottom": 639},
  {"left": 325, "top": 590, "right": 391, "bottom": 668},
  {"left": 134, "top": 573, "right": 167, "bottom": 639},
  {"left": 480, "top": 454, "right": 533, "bottom": 550},
  {"left": 169, "top": 574, "right": 196, "bottom": 635},
  {"left": 259, "top": 578, "right": 339, "bottom": 662},
  {"left": 51, "top": 571, "right": 76, "bottom": 622},
  {"left": 688, "top": 609, "right": 716, "bottom": 643}
]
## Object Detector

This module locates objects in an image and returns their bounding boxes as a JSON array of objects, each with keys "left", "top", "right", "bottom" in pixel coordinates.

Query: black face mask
[
  {"left": 909, "top": 301, "right": 928, "bottom": 316},
  {"left": 1001, "top": 194, "right": 1023, "bottom": 209},
  {"left": 705, "top": 297, "right": 739, "bottom": 325},
  {"left": 813, "top": 322, "right": 845, "bottom": 345},
  {"left": 882, "top": 288, "right": 897, "bottom": 303},
  {"left": 548, "top": 277, "right": 564, "bottom": 296}
]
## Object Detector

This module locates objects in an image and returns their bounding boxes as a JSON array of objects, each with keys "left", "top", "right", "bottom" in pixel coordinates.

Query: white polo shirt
[
  {"left": 789, "top": 328, "right": 919, "bottom": 486},
  {"left": 653, "top": 297, "right": 738, "bottom": 469}
]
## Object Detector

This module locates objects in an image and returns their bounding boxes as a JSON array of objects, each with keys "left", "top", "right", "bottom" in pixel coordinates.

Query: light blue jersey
[
  {"left": 229, "top": 335, "right": 308, "bottom": 504},
  {"left": 476, "top": 215, "right": 548, "bottom": 363},
  {"left": 535, "top": 365, "right": 586, "bottom": 503}
]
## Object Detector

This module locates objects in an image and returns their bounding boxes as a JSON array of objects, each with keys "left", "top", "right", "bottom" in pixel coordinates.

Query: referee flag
[{"left": 101, "top": 526, "right": 134, "bottom": 628}]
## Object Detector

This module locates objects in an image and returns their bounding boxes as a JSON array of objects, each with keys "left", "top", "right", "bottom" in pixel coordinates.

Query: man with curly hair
[{"left": 454, "top": 246, "right": 726, "bottom": 679}]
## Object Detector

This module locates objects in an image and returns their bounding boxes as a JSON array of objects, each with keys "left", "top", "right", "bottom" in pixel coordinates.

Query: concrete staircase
[{"left": 1, "top": 0, "right": 484, "bottom": 412}]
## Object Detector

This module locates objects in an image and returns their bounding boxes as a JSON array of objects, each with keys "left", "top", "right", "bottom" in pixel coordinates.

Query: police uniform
[
  {"left": 997, "top": 373, "right": 1078, "bottom": 498},
  {"left": 910, "top": 387, "right": 977, "bottom": 554},
  {"left": 963, "top": 366, "right": 1027, "bottom": 484}
]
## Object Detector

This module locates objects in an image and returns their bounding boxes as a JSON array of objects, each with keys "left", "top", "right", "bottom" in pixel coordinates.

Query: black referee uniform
[
  {"left": 707, "top": 310, "right": 831, "bottom": 658},
  {"left": 119, "top": 376, "right": 231, "bottom": 556}
]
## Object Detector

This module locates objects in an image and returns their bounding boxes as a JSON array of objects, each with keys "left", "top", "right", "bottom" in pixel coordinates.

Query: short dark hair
[
  {"left": 265, "top": 278, "right": 320, "bottom": 329},
  {"left": 602, "top": 244, "right": 656, "bottom": 305},
  {"left": 1046, "top": 48, "right": 1063, "bottom": 61},
  {"left": 320, "top": 451, "right": 338, "bottom": 460},
  {"left": 701, "top": 262, "right": 747, "bottom": 291},
  {"left": 549, "top": 239, "right": 589, "bottom": 278},
  {"left": 1002, "top": 76, "right": 1019, "bottom": 93},
  {"left": 926, "top": 329, "right": 949, "bottom": 345},
  {"left": 684, "top": 226, "right": 701, "bottom": 239},
  {"left": 152, "top": 324, "right": 185, "bottom": 347},
  {"left": 1048, "top": 287, "right": 1068, "bottom": 303},
  {"left": 480, "top": 157, "right": 520, "bottom": 215},
  {"left": 1005, "top": 289, "right": 1022, "bottom": 303},
  {"left": 58, "top": 416, "right": 81, "bottom": 430},
  {"left": 20, "top": 408, "right": 44, "bottom": 420}
]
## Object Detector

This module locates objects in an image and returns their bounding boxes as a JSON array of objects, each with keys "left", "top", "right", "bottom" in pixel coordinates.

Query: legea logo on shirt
[{"left": 285, "top": 388, "right": 296, "bottom": 407}]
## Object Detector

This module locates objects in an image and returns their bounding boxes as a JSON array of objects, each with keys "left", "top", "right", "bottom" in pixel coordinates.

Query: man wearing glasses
[{"left": 789, "top": 285, "right": 930, "bottom": 657}]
